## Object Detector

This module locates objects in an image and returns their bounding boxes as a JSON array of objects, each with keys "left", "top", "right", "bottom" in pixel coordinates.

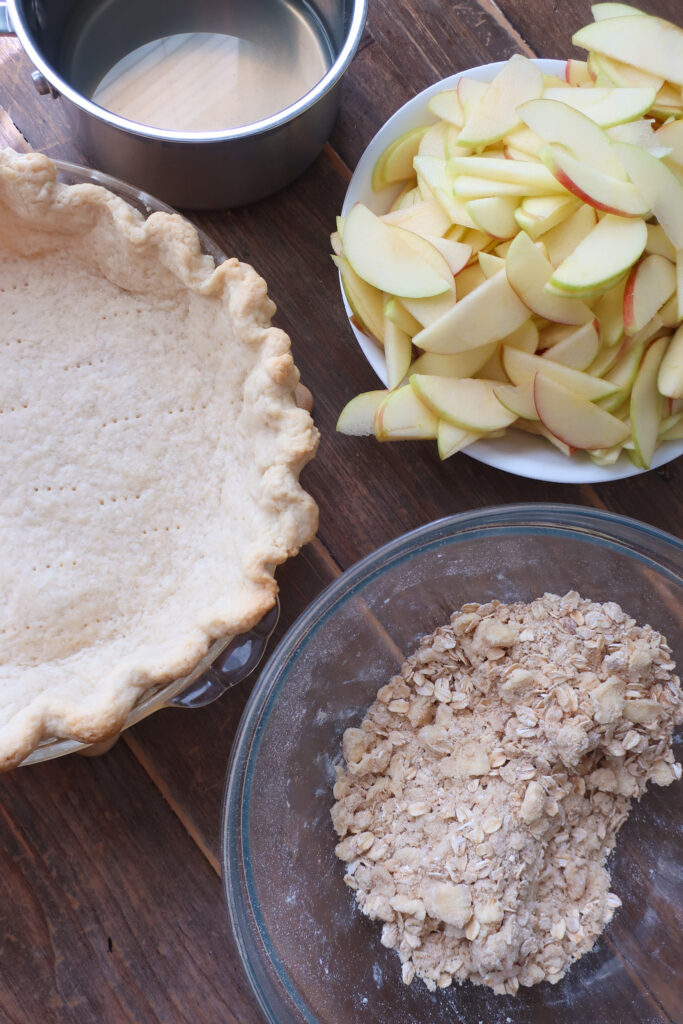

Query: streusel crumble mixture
[{"left": 331, "top": 592, "right": 681, "bottom": 995}]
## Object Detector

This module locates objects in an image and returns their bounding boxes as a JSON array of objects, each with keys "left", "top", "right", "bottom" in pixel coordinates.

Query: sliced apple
[
  {"left": 589, "top": 51, "right": 663, "bottom": 91},
  {"left": 457, "top": 55, "right": 544, "bottom": 148},
  {"left": 381, "top": 198, "right": 452, "bottom": 238},
  {"left": 478, "top": 251, "right": 506, "bottom": 278},
  {"left": 448, "top": 155, "right": 568, "bottom": 191},
  {"left": 630, "top": 335, "right": 670, "bottom": 467},
  {"left": 656, "top": 119, "right": 683, "bottom": 169},
  {"left": 410, "top": 374, "right": 517, "bottom": 432},
  {"left": 518, "top": 98, "right": 628, "bottom": 178},
  {"left": 413, "top": 270, "right": 530, "bottom": 354},
  {"left": 659, "top": 411, "right": 683, "bottom": 440},
  {"left": 457, "top": 77, "right": 488, "bottom": 118},
  {"left": 343, "top": 204, "right": 453, "bottom": 298},
  {"left": 437, "top": 421, "right": 481, "bottom": 459},
  {"left": 333, "top": 254, "right": 385, "bottom": 343},
  {"left": 384, "top": 318, "right": 413, "bottom": 389},
  {"left": 385, "top": 297, "right": 422, "bottom": 336},
  {"left": 657, "top": 324, "right": 683, "bottom": 398},
  {"left": 548, "top": 214, "right": 647, "bottom": 297},
  {"left": 466, "top": 195, "right": 519, "bottom": 238},
  {"left": 650, "top": 83, "right": 683, "bottom": 120},
  {"left": 540, "top": 144, "right": 649, "bottom": 217},
  {"left": 514, "top": 195, "right": 579, "bottom": 239},
  {"left": 566, "top": 59, "right": 592, "bottom": 86},
  {"left": 598, "top": 339, "right": 646, "bottom": 411},
  {"left": 645, "top": 223, "right": 676, "bottom": 261},
  {"left": 410, "top": 342, "right": 499, "bottom": 379},
  {"left": 612, "top": 142, "right": 683, "bottom": 249},
  {"left": 427, "top": 89, "right": 465, "bottom": 127},
  {"left": 623, "top": 254, "right": 676, "bottom": 335},
  {"left": 677, "top": 251, "right": 683, "bottom": 322},
  {"left": 502, "top": 345, "right": 619, "bottom": 399},
  {"left": 375, "top": 384, "right": 439, "bottom": 440},
  {"left": 413, "top": 155, "right": 479, "bottom": 227},
  {"left": 452, "top": 261, "right": 487, "bottom": 298},
  {"left": 401, "top": 287, "right": 457, "bottom": 329},
  {"left": 503, "top": 126, "right": 545, "bottom": 158},
  {"left": 541, "top": 86, "right": 656, "bottom": 127},
  {"left": 494, "top": 381, "right": 538, "bottom": 419},
  {"left": 337, "top": 390, "right": 388, "bottom": 436},
  {"left": 506, "top": 230, "right": 594, "bottom": 323},
  {"left": 372, "top": 125, "right": 427, "bottom": 191},
  {"left": 572, "top": 16, "right": 683, "bottom": 88},
  {"left": 591, "top": 3, "right": 646, "bottom": 20},
  {"left": 592, "top": 276, "right": 627, "bottom": 346},
  {"left": 543, "top": 203, "right": 598, "bottom": 266},
  {"left": 534, "top": 373, "right": 630, "bottom": 449},
  {"left": 541, "top": 319, "right": 601, "bottom": 369},
  {"left": 538, "top": 322, "right": 575, "bottom": 349}
]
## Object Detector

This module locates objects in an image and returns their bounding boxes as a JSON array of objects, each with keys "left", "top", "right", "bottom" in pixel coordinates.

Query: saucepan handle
[
  {"left": 0, "top": 3, "right": 13, "bottom": 34},
  {"left": 168, "top": 599, "right": 280, "bottom": 709}
]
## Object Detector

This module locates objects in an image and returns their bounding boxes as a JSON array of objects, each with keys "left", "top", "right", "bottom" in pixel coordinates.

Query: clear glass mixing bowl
[{"left": 222, "top": 503, "right": 682, "bottom": 1024}]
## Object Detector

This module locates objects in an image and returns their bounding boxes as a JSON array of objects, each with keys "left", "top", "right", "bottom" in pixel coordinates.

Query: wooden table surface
[{"left": 0, "top": 1, "right": 681, "bottom": 1021}]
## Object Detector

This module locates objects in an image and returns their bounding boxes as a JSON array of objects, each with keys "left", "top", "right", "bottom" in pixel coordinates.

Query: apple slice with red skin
[
  {"left": 502, "top": 345, "right": 619, "bottom": 399},
  {"left": 381, "top": 199, "right": 452, "bottom": 239},
  {"left": 657, "top": 324, "right": 683, "bottom": 399},
  {"left": 539, "top": 144, "right": 649, "bottom": 217},
  {"left": 572, "top": 15, "right": 683, "bottom": 88},
  {"left": 518, "top": 98, "right": 628, "bottom": 178},
  {"left": 565, "top": 59, "right": 592, "bottom": 86},
  {"left": 410, "top": 374, "right": 517, "bottom": 432},
  {"left": 375, "top": 385, "right": 439, "bottom": 440},
  {"left": 414, "top": 270, "right": 530, "bottom": 354},
  {"left": 541, "top": 319, "right": 601, "bottom": 369},
  {"left": 506, "top": 230, "right": 593, "bottom": 324},
  {"left": 612, "top": 142, "right": 683, "bottom": 249},
  {"left": 337, "top": 390, "right": 388, "bottom": 436},
  {"left": 548, "top": 214, "right": 648, "bottom": 298},
  {"left": 630, "top": 336, "right": 671, "bottom": 467},
  {"left": 534, "top": 374, "right": 630, "bottom": 449},
  {"left": 623, "top": 254, "right": 676, "bottom": 336}
]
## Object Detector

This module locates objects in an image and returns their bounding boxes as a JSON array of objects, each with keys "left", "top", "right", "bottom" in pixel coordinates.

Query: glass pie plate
[
  {"left": 18, "top": 161, "right": 279, "bottom": 766},
  {"left": 222, "top": 503, "right": 682, "bottom": 1024},
  {"left": 338, "top": 60, "right": 683, "bottom": 484}
]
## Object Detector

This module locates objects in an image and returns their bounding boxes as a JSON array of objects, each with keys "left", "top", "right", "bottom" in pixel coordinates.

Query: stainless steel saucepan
[{"left": 0, "top": 0, "right": 367, "bottom": 208}]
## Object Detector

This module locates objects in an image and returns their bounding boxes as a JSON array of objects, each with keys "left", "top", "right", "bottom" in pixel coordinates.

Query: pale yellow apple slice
[
  {"left": 391, "top": 185, "right": 421, "bottom": 211},
  {"left": 592, "top": 276, "right": 627, "bottom": 346},
  {"left": 659, "top": 412, "right": 683, "bottom": 440},
  {"left": 437, "top": 421, "right": 482, "bottom": 459},
  {"left": 548, "top": 214, "right": 647, "bottom": 297},
  {"left": 466, "top": 196, "right": 519, "bottom": 239},
  {"left": 457, "top": 55, "right": 544, "bottom": 148},
  {"left": 506, "top": 230, "right": 594, "bottom": 323},
  {"left": 565, "top": 59, "right": 592, "bottom": 86},
  {"left": 514, "top": 195, "right": 579, "bottom": 239},
  {"left": 410, "top": 342, "right": 499, "bottom": 379},
  {"left": 677, "top": 251, "right": 683, "bottom": 322},
  {"left": 598, "top": 339, "right": 647, "bottom": 411},
  {"left": 453, "top": 175, "right": 566, "bottom": 199},
  {"left": 401, "top": 287, "right": 457, "bottom": 329},
  {"left": 518, "top": 98, "right": 628, "bottom": 178},
  {"left": 384, "top": 318, "right": 413, "bottom": 389},
  {"left": 502, "top": 345, "right": 620, "bottom": 399},
  {"left": 448, "top": 155, "right": 568, "bottom": 191},
  {"left": 428, "top": 89, "right": 465, "bottom": 127},
  {"left": 534, "top": 374, "right": 630, "bottom": 449},
  {"left": 572, "top": 15, "right": 683, "bottom": 87},
  {"left": 452, "top": 262, "right": 486, "bottom": 298},
  {"left": 539, "top": 144, "right": 649, "bottom": 217},
  {"left": 418, "top": 122, "right": 452, "bottom": 160},
  {"left": 457, "top": 77, "right": 488, "bottom": 118},
  {"left": 541, "top": 86, "right": 656, "bottom": 127},
  {"left": 413, "top": 155, "right": 479, "bottom": 227},
  {"left": 384, "top": 297, "right": 422, "bottom": 336},
  {"left": 494, "top": 381, "right": 538, "bottom": 420},
  {"left": 337, "top": 390, "right": 388, "bottom": 436},
  {"left": 413, "top": 270, "right": 530, "bottom": 354},
  {"left": 589, "top": 51, "right": 663, "bottom": 91},
  {"left": 607, "top": 118, "right": 669, "bottom": 155},
  {"left": 514, "top": 417, "right": 575, "bottom": 456},
  {"left": 343, "top": 203, "right": 452, "bottom": 298},
  {"left": 332, "top": 254, "right": 385, "bottom": 343},
  {"left": 478, "top": 251, "right": 506, "bottom": 279},
  {"left": 538, "top": 322, "right": 575, "bottom": 349},
  {"left": 623, "top": 254, "right": 676, "bottom": 335},
  {"left": 658, "top": 324, "right": 683, "bottom": 398},
  {"left": 543, "top": 203, "right": 598, "bottom": 266},
  {"left": 541, "top": 319, "right": 601, "bottom": 369},
  {"left": 422, "top": 235, "right": 472, "bottom": 274},
  {"left": 591, "top": 2, "right": 647, "bottom": 19},
  {"left": 612, "top": 142, "right": 683, "bottom": 249},
  {"left": 650, "top": 83, "right": 683, "bottom": 120},
  {"left": 656, "top": 120, "right": 683, "bottom": 169},
  {"left": 630, "top": 335, "right": 670, "bottom": 467},
  {"left": 372, "top": 125, "right": 427, "bottom": 191},
  {"left": 375, "top": 384, "right": 439, "bottom": 440},
  {"left": 410, "top": 375, "right": 517, "bottom": 431},
  {"left": 381, "top": 199, "right": 452, "bottom": 238},
  {"left": 587, "top": 342, "right": 622, "bottom": 379},
  {"left": 503, "top": 126, "right": 545, "bottom": 158},
  {"left": 645, "top": 224, "right": 676, "bottom": 261},
  {"left": 660, "top": 293, "right": 680, "bottom": 329}
]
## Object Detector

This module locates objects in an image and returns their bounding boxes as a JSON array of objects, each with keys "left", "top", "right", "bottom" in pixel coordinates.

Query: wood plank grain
[{"left": 0, "top": 743, "right": 261, "bottom": 1024}]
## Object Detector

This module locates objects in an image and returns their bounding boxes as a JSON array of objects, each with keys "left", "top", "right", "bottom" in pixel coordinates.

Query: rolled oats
[{"left": 331, "top": 593, "right": 681, "bottom": 995}]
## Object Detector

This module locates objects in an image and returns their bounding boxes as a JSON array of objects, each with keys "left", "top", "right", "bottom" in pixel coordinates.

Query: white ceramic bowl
[{"left": 340, "top": 59, "right": 683, "bottom": 484}]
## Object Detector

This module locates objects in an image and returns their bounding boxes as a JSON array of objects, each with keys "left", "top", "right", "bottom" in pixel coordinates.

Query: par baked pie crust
[{"left": 0, "top": 147, "right": 318, "bottom": 770}]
